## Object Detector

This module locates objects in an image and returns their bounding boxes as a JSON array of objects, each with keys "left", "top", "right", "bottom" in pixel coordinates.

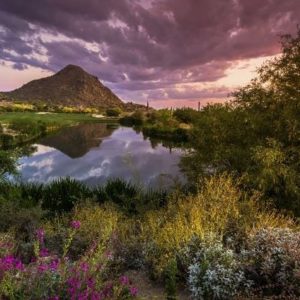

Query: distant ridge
[{"left": 1, "top": 65, "right": 123, "bottom": 109}]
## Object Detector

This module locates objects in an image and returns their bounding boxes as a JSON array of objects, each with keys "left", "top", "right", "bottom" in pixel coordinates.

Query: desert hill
[{"left": 1, "top": 65, "right": 124, "bottom": 109}]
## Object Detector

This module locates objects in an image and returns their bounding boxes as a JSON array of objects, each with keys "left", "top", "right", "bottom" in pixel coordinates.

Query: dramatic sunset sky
[{"left": 0, "top": 0, "right": 299, "bottom": 108}]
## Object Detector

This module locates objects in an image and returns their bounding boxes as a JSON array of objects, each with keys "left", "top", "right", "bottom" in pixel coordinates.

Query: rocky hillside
[{"left": 1, "top": 65, "right": 123, "bottom": 109}]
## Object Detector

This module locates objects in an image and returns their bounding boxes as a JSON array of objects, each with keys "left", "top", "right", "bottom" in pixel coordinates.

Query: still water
[{"left": 17, "top": 123, "right": 186, "bottom": 188}]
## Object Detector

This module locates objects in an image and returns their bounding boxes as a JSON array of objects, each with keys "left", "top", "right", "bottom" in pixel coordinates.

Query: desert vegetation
[{"left": 0, "top": 31, "right": 299, "bottom": 299}]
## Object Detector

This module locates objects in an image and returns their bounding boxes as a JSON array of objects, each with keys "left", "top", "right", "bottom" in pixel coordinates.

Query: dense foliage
[
  {"left": 0, "top": 175, "right": 298, "bottom": 299},
  {"left": 182, "top": 30, "right": 300, "bottom": 217},
  {"left": 0, "top": 31, "right": 300, "bottom": 299}
]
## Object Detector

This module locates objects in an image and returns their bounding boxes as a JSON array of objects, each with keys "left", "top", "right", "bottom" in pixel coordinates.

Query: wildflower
[
  {"left": 91, "top": 292, "right": 103, "bottom": 300},
  {"left": 67, "top": 276, "right": 81, "bottom": 291},
  {"left": 39, "top": 248, "right": 49, "bottom": 257},
  {"left": 38, "top": 264, "right": 49, "bottom": 272},
  {"left": 80, "top": 262, "right": 89, "bottom": 272},
  {"left": 15, "top": 260, "right": 24, "bottom": 271},
  {"left": 130, "top": 286, "right": 138, "bottom": 297},
  {"left": 0, "top": 255, "right": 24, "bottom": 272},
  {"left": 78, "top": 290, "right": 89, "bottom": 300},
  {"left": 70, "top": 220, "right": 81, "bottom": 229},
  {"left": 102, "top": 282, "right": 113, "bottom": 297},
  {"left": 120, "top": 275, "right": 130, "bottom": 285},
  {"left": 87, "top": 278, "right": 95, "bottom": 289},
  {"left": 49, "top": 258, "right": 60, "bottom": 271},
  {"left": 36, "top": 228, "right": 45, "bottom": 244},
  {"left": 105, "top": 250, "right": 113, "bottom": 260}
]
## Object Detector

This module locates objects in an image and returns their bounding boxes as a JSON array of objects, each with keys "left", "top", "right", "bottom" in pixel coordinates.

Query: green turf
[{"left": 0, "top": 112, "right": 117, "bottom": 126}]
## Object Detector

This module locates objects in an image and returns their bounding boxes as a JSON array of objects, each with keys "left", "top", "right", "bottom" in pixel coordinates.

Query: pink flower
[
  {"left": 80, "top": 262, "right": 89, "bottom": 272},
  {"left": 39, "top": 248, "right": 49, "bottom": 257},
  {"left": 15, "top": 260, "right": 24, "bottom": 271},
  {"left": 0, "top": 255, "right": 24, "bottom": 272},
  {"left": 49, "top": 259, "right": 60, "bottom": 271},
  {"left": 38, "top": 264, "right": 49, "bottom": 272},
  {"left": 130, "top": 286, "right": 138, "bottom": 297},
  {"left": 91, "top": 292, "right": 103, "bottom": 300},
  {"left": 87, "top": 278, "right": 95, "bottom": 289},
  {"left": 120, "top": 275, "right": 130, "bottom": 285},
  {"left": 70, "top": 220, "right": 81, "bottom": 229},
  {"left": 105, "top": 251, "right": 113, "bottom": 260},
  {"left": 36, "top": 228, "right": 45, "bottom": 244}
]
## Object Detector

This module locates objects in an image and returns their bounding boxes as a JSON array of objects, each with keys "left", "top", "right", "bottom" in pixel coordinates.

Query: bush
[
  {"left": 0, "top": 134, "right": 14, "bottom": 149},
  {"left": 173, "top": 108, "right": 199, "bottom": 124},
  {"left": 164, "top": 258, "right": 178, "bottom": 300},
  {"left": 72, "top": 201, "right": 121, "bottom": 243},
  {"left": 42, "top": 178, "right": 92, "bottom": 214},
  {"left": 186, "top": 236, "right": 251, "bottom": 300},
  {"left": 106, "top": 108, "right": 122, "bottom": 117},
  {"left": 0, "top": 222, "right": 139, "bottom": 299},
  {"left": 95, "top": 179, "right": 141, "bottom": 215},
  {"left": 120, "top": 111, "right": 144, "bottom": 126},
  {"left": 242, "top": 228, "right": 300, "bottom": 297},
  {"left": 94, "top": 179, "right": 167, "bottom": 215}
]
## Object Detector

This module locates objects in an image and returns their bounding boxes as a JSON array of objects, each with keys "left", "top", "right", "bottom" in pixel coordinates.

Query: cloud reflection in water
[{"left": 18, "top": 126, "right": 185, "bottom": 188}]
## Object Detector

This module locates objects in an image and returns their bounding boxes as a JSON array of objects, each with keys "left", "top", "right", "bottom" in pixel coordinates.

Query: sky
[{"left": 0, "top": 0, "right": 299, "bottom": 108}]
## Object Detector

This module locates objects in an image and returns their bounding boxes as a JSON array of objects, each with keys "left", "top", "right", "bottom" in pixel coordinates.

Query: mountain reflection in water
[
  {"left": 39, "top": 123, "right": 116, "bottom": 158},
  {"left": 17, "top": 124, "right": 185, "bottom": 188}
]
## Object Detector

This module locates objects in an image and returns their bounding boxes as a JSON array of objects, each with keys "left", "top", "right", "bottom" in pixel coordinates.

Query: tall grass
[{"left": 0, "top": 177, "right": 168, "bottom": 216}]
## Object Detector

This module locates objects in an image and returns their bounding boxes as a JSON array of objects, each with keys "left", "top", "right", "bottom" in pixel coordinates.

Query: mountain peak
[
  {"left": 2, "top": 65, "right": 123, "bottom": 109},
  {"left": 58, "top": 64, "right": 86, "bottom": 74}
]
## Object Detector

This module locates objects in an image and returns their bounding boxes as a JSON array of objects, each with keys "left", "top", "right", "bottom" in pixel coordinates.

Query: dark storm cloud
[{"left": 0, "top": 0, "right": 299, "bottom": 102}]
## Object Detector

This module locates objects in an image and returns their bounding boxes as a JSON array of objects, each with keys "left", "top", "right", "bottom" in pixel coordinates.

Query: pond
[{"left": 17, "top": 123, "right": 186, "bottom": 188}]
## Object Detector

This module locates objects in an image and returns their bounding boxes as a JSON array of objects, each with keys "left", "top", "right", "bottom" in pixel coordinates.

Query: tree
[{"left": 183, "top": 30, "right": 300, "bottom": 215}]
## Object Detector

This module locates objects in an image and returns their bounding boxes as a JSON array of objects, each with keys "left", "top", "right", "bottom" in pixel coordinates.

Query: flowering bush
[
  {"left": 186, "top": 237, "right": 252, "bottom": 299},
  {"left": 0, "top": 221, "right": 139, "bottom": 299},
  {"left": 242, "top": 228, "right": 300, "bottom": 297}
]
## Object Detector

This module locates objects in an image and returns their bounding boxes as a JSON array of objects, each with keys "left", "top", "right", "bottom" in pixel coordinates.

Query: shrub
[
  {"left": 0, "top": 134, "right": 14, "bottom": 149},
  {"left": 186, "top": 236, "right": 252, "bottom": 300},
  {"left": 72, "top": 201, "right": 122, "bottom": 243},
  {"left": 173, "top": 108, "right": 199, "bottom": 124},
  {"left": 94, "top": 179, "right": 141, "bottom": 215},
  {"left": 139, "top": 174, "right": 295, "bottom": 278},
  {"left": 106, "top": 108, "right": 122, "bottom": 117},
  {"left": 0, "top": 222, "right": 139, "bottom": 299},
  {"left": 42, "top": 178, "right": 92, "bottom": 214},
  {"left": 164, "top": 258, "right": 178, "bottom": 300},
  {"left": 242, "top": 228, "right": 300, "bottom": 297},
  {"left": 120, "top": 111, "right": 144, "bottom": 126}
]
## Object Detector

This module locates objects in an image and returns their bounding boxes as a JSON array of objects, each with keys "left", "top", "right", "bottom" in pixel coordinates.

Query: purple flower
[
  {"left": 120, "top": 275, "right": 130, "bottom": 285},
  {"left": 0, "top": 255, "right": 25, "bottom": 272},
  {"left": 105, "top": 251, "right": 113, "bottom": 260},
  {"left": 49, "top": 259, "right": 60, "bottom": 271},
  {"left": 91, "top": 292, "right": 103, "bottom": 300},
  {"left": 67, "top": 277, "right": 81, "bottom": 290},
  {"left": 38, "top": 264, "right": 49, "bottom": 272},
  {"left": 130, "top": 286, "right": 138, "bottom": 297},
  {"left": 78, "top": 290, "right": 89, "bottom": 300},
  {"left": 36, "top": 228, "right": 45, "bottom": 244},
  {"left": 39, "top": 248, "right": 49, "bottom": 257},
  {"left": 15, "top": 260, "right": 24, "bottom": 271},
  {"left": 70, "top": 220, "right": 81, "bottom": 229},
  {"left": 80, "top": 262, "right": 89, "bottom": 272},
  {"left": 102, "top": 282, "right": 113, "bottom": 297},
  {"left": 87, "top": 278, "right": 95, "bottom": 289}
]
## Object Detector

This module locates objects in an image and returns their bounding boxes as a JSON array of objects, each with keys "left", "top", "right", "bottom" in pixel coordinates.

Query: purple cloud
[{"left": 0, "top": 0, "right": 299, "bottom": 105}]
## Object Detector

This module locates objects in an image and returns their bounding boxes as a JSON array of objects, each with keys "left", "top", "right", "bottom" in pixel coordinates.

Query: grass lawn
[{"left": 0, "top": 112, "right": 118, "bottom": 126}]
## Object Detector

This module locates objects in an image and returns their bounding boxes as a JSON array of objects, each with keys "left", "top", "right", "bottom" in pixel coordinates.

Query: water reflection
[
  {"left": 18, "top": 124, "right": 185, "bottom": 188},
  {"left": 39, "top": 123, "right": 116, "bottom": 158}
]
